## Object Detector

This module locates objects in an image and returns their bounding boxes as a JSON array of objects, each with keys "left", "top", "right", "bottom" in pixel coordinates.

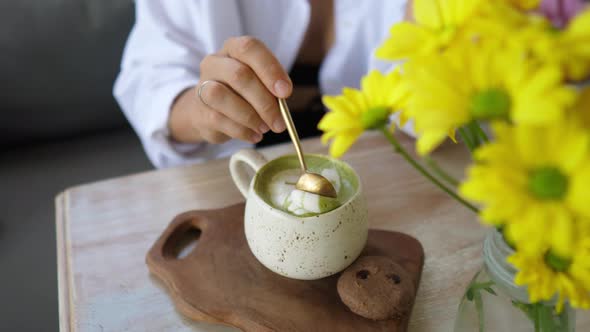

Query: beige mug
[{"left": 229, "top": 149, "right": 368, "bottom": 280}]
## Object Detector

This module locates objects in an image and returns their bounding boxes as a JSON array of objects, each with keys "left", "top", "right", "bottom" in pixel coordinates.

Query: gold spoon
[{"left": 277, "top": 98, "right": 337, "bottom": 198}]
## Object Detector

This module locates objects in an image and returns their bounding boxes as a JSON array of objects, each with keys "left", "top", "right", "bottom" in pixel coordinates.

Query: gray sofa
[{"left": 0, "top": 1, "right": 152, "bottom": 330}]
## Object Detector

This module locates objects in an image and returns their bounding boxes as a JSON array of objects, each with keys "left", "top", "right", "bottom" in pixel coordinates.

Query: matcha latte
[{"left": 254, "top": 155, "right": 358, "bottom": 217}]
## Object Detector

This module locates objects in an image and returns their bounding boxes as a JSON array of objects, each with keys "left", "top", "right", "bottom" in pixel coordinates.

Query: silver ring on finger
[{"left": 197, "top": 79, "right": 224, "bottom": 108}]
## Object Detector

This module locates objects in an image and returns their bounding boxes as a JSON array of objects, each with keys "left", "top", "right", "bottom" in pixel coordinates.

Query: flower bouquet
[{"left": 318, "top": 0, "right": 590, "bottom": 331}]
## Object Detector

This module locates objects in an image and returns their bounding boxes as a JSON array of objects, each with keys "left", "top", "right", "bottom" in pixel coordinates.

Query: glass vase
[{"left": 454, "top": 230, "right": 576, "bottom": 332}]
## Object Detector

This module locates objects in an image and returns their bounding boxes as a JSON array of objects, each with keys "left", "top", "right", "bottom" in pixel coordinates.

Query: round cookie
[{"left": 337, "top": 256, "right": 415, "bottom": 321}]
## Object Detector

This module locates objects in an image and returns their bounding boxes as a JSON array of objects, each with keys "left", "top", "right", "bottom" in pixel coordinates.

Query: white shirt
[{"left": 114, "top": 0, "right": 408, "bottom": 168}]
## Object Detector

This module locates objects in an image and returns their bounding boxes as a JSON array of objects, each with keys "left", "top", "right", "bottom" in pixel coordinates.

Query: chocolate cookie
[{"left": 337, "top": 256, "right": 415, "bottom": 321}]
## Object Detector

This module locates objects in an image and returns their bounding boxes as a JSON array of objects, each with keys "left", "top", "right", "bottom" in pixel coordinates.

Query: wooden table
[{"left": 56, "top": 133, "right": 589, "bottom": 331}]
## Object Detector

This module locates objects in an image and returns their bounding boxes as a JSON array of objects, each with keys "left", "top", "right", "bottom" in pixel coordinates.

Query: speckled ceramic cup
[{"left": 229, "top": 149, "right": 368, "bottom": 280}]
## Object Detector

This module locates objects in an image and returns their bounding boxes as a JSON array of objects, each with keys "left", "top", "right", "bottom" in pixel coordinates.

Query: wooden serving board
[{"left": 146, "top": 203, "right": 424, "bottom": 332}]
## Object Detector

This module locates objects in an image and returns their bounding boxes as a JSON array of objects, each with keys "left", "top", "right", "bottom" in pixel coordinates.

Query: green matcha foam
[{"left": 254, "top": 155, "right": 358, "bottom": 217}]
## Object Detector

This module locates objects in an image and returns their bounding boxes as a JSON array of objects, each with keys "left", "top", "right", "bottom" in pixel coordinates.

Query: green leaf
[
  {"left": 479, "top": 281, "right": 494, "bottom": 288},
  {"left": 483, "top": 287, "right": 497, "bottom": 296},
  {"left": 458, "top": 127, "right": 476, "bottom": 153},
  {"left": 466, "top": 280, "right": 495, "bottom": 302}
]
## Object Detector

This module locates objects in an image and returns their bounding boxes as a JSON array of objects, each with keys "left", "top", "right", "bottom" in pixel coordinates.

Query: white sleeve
[{"left": 113, "top": 1, "right": 251, "bottom": 168}]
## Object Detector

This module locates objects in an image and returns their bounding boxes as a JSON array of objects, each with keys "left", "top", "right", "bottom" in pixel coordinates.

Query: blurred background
[{"left": 0, "top": 1, "right": 152, "bottom": 330}]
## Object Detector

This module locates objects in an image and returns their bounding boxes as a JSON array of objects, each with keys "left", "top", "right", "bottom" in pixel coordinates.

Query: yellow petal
[
  {"left": 555, "top": 123, "right": 589, "bottom": 172},
  {"left": 567, "top": 8, "right": 590, "bottom": 36},
  {"left": 417, "top": 130, "right": 448, "bottom": 155},
  {"left": 322, "top": 95, "right": 359, "bottom": 117},
  {"left": 342, "top": 88, "right": 369, "bottom": 112},
  {"left": 568, "top": 163, "right": 590, "bottom": 219},
  {"left": 448, "top": 129, "right": 457, "bottom": 143},
  {"left": 376, "top": 23, "right": 432, "bottom": 60},
  {"left": 414, "top": 0, "right": 443, "bottom": 29},
  {"left": 398, "top": 110, "right": 410, "bottom": 127},
  {"left": 513, "top": 124, "right": 549, "bottom": 167},
  {"left": 362, "top": 70, "right": 389, "bottom": 107},
  {"left": 318, "top": 112, "right": 361, "bottom": 131},
  {"left": 329, "top": 130, "right": 363, "bottom": 158},
  {"left": 512, "top": 66, "right": 574, "bottom": 125},
  {"left": 361, "top": 70, "right": 383, "bottom": 95},
  {"left": 549, "top": 209, "right": 575, "bottom": 257},
  {"left": 320, "top": 131, "right": 337, "bottom": 145}
]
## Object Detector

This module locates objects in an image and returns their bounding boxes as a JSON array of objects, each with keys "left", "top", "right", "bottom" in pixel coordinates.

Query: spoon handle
[{"left": 278, "top": 98, "right": 307, "bottom": 173}]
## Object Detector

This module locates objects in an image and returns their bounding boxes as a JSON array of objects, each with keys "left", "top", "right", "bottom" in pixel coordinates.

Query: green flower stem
[
  {"left": 466, "top": 280, "right": 497, "bottom": 332},
  {"left": 534, "top": 307, "right": 541, "bottom": 332},
  {"left": 475, "top": 291, "right": 485, "bottom": 332},
  {"left": 539, "top": 304, "right": 557, "bottom": 331},
  {"left": 559, "top": 307, "right": 570, "bottom": 331},
  {"left": 513, "top": 301, "right": 567, "bottom": 332},
  {"left": 380, "top": 127, "right": 479, "bottom": 213},
  {"left": 425, "top": 156, "right": 460, "bottom": 187}
]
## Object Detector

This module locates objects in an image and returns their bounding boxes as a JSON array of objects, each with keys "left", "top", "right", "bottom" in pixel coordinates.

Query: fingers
[
  {"left": 199, "top": 129, "right": 231, "bottom": 145},
  {"left": 222, "top": 36, "right": 292, "bottom": 99},
  {"left": 196, "top": 83, "right": 263, "bottom": 144},
  {"left": 200, "top": 55, "right": 284, "bottom": 132},
  {"left": 197, "top": 78, "right": 270, "bottom": 134},
  {"left": 200, "top": 110, "right": 262, "bottom": 144}
]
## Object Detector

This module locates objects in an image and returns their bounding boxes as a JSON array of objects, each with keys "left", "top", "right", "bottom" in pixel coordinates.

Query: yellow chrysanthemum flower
[
  {"left": 531, "top": 9, "right": 590, "bottom": 81},
  {"left": 376, "top": 0, "right": 483, "bottom": 60},
  {"left": 319, "top": 69, "right": 409, "bottom": 158},
  {"left": 508, "top": 238, "right": 590, "bottom": 311},
  {"left": 404, "top": 43, "right": 575, "bottom": 155},
  {"left": 460, "top": 121, "right": 590, "bottom": 257}
]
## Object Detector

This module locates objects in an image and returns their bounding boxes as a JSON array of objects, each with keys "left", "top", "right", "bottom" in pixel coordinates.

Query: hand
[{"left": 169, "top": 36, "right": 292, "bottom": 144}]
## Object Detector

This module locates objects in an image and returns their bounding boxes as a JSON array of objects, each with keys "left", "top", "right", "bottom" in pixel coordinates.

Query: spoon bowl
[
  {"left": 296, "top": 172, "right": 338, "bottom": 198},
  {"left": 278, "top": 98, "right": 338, "bottom": 198}
]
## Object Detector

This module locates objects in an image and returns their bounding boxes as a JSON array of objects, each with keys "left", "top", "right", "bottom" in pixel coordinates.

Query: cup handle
[{"left": 229, "top": 149, "right": 268, "bottom": 198}]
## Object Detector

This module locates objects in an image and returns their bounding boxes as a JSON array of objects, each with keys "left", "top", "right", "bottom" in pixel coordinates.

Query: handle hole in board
[{"left": 163, "top": 224, "right": 201, "bottom": 260}]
